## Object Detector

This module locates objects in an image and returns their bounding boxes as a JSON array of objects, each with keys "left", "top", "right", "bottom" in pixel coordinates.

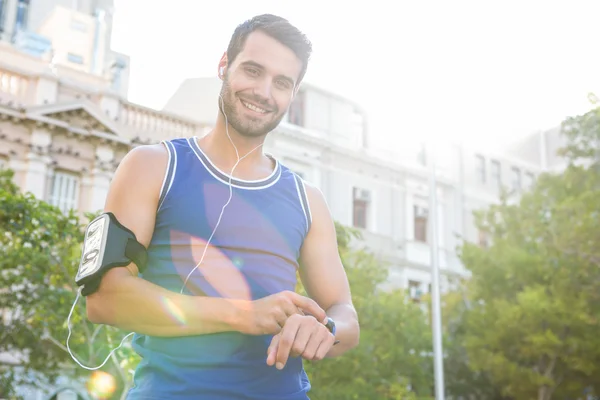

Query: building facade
[
  {"left": 0, "top": 2, "right": 209, "bottom": 399},
  {"left": 163, "top": 76, "right": 555, "bottom": 298},
  {"left": 0, "top": 1, "right": 566, "bottom": 399},
  {"left": 0, "top": 1, "right": 207, "bottom": 216}
]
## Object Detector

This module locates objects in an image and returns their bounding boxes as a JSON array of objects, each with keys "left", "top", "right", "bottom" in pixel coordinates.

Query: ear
[{"left": 218, "top": 52, "right": 228, "bottom": 80}]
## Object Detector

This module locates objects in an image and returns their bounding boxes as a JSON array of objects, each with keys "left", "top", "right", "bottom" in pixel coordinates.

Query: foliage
[
  {"left": 0, "top": 168, "right": 435, "bottom": 400},
  {"left": 455, "top": 106, "right": 600, "bottom": 400},
  {"left": 7, "top": 103, "right": 600, "bottom": 400},
  {"left": 0, "top": 168, "right": 138, "bottom": 400},
  {"left": 558, "top": 103, "right": 600, "bottom": 165},
  {"left": 300, "top": 223, "right": 435, "bottom": 400},
  {"left": 440, "top": 286, "right": 510, "bottom": 400}
]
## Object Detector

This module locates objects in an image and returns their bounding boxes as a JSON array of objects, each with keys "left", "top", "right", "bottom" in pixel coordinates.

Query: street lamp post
[{"left": 428, "top": 145, "right": 445, "bottom": 400}]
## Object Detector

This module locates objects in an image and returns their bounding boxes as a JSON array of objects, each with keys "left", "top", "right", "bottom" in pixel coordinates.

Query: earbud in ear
[{"left": 219, "top": 67, "right": 225, "bottom": 77}]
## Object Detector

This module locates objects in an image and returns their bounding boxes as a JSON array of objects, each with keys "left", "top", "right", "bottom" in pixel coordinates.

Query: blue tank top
[{"left": 126, "top": 137, "right": 314, "bottom": 400}]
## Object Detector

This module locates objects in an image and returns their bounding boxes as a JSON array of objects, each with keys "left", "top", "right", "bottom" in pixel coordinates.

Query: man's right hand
[{"left": 237, "top": 291, "right": 327, "bottom": 336}]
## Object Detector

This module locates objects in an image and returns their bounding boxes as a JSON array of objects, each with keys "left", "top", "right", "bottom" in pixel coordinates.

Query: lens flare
[
  {"left": 86, "top": 370, "right": 116, "bottom": 399},
  {"left": 160, "top": 296, "right": 186, "bottom": 325}
]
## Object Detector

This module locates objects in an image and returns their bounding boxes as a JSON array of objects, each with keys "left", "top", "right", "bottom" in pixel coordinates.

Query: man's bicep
[
  {"left": 299, "top": 186, "right": 352, "bottom": 310},
  {"left": 102, "top": 144, "right": 168, "bottom": 276}
]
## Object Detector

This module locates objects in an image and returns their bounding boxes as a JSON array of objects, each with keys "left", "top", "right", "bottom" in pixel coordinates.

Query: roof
[
  {"left": 25, "top": 99, "right": 121, "bottom": 136},
  {"left": 0, "top": 100, "right": 130, "bottom": 145}
]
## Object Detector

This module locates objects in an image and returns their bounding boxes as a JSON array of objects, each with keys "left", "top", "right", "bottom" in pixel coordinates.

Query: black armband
[{"left": 75, "top": 212, "right": 148, "bottom": 296}]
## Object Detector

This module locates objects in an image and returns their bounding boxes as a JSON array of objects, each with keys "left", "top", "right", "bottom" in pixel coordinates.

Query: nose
[{"left": 252, "top": 77, "right": 273, "bottom": 103}]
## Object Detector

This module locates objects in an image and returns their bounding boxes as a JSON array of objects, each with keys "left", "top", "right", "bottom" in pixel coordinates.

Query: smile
[{"left": 241, "top": 99, "right": 268, "bottom": 114}]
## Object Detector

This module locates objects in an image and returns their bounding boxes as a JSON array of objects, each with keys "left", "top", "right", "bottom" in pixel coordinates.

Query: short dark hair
[{"left": 226, "top": 14, "right": 312, "bottom": 84}]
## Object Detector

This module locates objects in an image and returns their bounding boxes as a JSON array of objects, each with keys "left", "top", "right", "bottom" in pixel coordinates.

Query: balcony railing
[
  {"left": 354, "top": 229, "right": 403, "bottom": 260},
  {"left": 118, "top": 101, "right": 206, "bottom": 141},
  {"left": 404, "top": 240, "right": 464, "bottom": 272}
]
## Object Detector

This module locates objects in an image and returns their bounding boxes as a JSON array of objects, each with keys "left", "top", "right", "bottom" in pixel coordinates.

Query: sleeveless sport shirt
[{"left": 126, "top": 137, "right": 314, "bottom": 400}]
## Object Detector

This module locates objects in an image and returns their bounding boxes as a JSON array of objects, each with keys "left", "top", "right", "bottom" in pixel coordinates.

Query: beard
[{"left": 219, "top": 79, "right": 286, "bottom": 138}]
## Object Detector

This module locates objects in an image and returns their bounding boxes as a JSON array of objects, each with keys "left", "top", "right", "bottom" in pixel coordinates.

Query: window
[
  {"left": 0, "top": 0, "right": 6, "bottom": 33},
  {"left": 15, "top": 0, "right": 29, "bottom": 31},
  {"left": 48, "top": 171, "right": 79, "bottom": 214},
  {"left": 475, "top": 154, "right": 486, "bottom": 184},
  {"left": 67, "top": 53, "right": 84, "bottom": 64},
  {"left": 352, "top": 187, "right": 370, "bottom": 229},
  {"left": 287, "top": 90, "right": 305, "bottom": 127},
  {"left": 478, "top": 230, "right": 489, "bottom": 248},
  {"left": 510, "top": 166, "right": 521, "bottom": 192},
  {"left": 524, "top": 172, "right": 535, "bottom": 189},
  {"left": 408, "top": 280, "right": 422, "bottom": 302},
  {"left": 70, "top": 19, "right": 87, "bottom": 32},
  {"left": 414, "top": 205, "right": 428, "bottom": 242},
  {"left": 491, "top": 160, "right": 501, "bottom": 190}
]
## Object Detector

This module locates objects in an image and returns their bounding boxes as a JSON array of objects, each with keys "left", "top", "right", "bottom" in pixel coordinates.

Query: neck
[{"left": 203, "top": 112, "right": 267, "bottom": 166}]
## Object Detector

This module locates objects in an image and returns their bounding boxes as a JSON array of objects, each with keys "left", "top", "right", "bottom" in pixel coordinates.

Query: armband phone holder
[
  {"left": 66, "top": 212, "right": 144, "bottom": 371},
  {"left": 75, "top": 212, "right": 148, "bottom": 296}
]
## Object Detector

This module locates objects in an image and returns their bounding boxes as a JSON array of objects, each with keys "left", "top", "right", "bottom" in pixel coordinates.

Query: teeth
[{"left": 242, "top": 100, "right": 266, "bottom": 114}]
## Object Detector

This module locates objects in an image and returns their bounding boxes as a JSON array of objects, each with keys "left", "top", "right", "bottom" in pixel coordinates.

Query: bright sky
[{"left": 110, "top": 0, "right": 600, "bottom": 152}]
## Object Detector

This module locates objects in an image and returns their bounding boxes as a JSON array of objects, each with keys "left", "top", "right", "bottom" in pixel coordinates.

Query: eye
[
  {"left": 275, "top": 79, "right": 291, "bottom": 90},
  {"left": 245, "top": 67, "right": 259, "bottom": 76}
]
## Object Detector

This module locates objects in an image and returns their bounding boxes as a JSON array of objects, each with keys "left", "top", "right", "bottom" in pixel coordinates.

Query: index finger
[
  {"left": 266, "top": 334, "right": 279, "bottom": 366},
  {"left": 289, "top": 293, "right": 326, "bottom": 322}
]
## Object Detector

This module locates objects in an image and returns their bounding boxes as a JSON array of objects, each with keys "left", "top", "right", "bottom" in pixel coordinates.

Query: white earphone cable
[
  {"left": 180, "top": 94, "right": 264, "bottom": 293},
  {"left": 66, "top": 93, "right": 263, "bottom": 370},
  {"left": 66, "top": 287, "right": 135, "bottom": 371}
]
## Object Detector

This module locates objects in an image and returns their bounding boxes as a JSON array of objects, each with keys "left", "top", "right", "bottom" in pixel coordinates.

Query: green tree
[
  {"left": 441, "top": 286, "right": 509, "bottom": 400},
  {"left": 456, "top": 106, "right": 600, "bottom": 400},
  {"left": 0, "top": 168, "right": 138, "bottom": 400},
  {"left": 1, "top": 165, "right": 435, "bottom": 400},
  {"left": 300, "top": 224, "right": 434, "bottom": 400}
]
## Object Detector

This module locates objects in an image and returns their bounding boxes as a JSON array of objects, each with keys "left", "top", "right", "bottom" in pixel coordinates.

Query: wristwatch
[{"left": 325, "top": 317, "right": 340, "bottom": 345}]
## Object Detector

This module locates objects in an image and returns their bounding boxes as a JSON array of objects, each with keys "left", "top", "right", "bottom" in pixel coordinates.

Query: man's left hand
[{"left": 266, "top": 314, "right": 335, "bottom": 369}]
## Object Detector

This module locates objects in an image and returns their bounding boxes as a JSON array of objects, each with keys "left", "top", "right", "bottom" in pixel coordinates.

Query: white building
[
  {"left": 163, "top": 77, "right": 557, "bottom": 298},
  {"left": 0, "top": 1, "right": 207, "bottom": 399},
  {"left": 0, "top": 1, "right": 566, "bottom": 398}
]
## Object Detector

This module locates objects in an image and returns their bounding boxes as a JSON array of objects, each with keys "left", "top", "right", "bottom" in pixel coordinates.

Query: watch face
[
  {"left": 326, "top": 318, "right": 336, "bottom": 335},
  {"left": 76, "top": 214, "right": 109, "bottom": 281}
]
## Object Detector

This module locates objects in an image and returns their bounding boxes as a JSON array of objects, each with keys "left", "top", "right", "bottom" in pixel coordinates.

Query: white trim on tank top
[{"left": 188, "top": 136, "right": 282, "bottom": 190}]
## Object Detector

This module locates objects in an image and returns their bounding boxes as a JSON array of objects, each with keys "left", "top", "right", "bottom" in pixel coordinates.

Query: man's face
[{"left": 219, "top": 30, "right": 303, "bottom": 138}]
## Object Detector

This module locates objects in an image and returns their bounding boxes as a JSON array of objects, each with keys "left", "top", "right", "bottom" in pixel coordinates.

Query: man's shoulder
[
  {"left": 126, "top": 137, "right": 191, "bottom": 162},
  {"left": 117, "top": 143, "right": 171, "bottom": 185},
  {"left": 127, "top": 142, "right": 169, "bottom": 161},
  {"left": 300, "top": 180, "right": 325, "bottom": 205}
]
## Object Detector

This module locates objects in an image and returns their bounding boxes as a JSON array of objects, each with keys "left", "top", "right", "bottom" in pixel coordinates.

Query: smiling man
[{"left": 84, "top": 14, "right": 359, "bottom": 400}]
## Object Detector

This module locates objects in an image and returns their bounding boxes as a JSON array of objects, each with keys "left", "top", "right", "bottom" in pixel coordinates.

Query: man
[{"left": 86, "top": 14, "right": 359, "bottom": 399}]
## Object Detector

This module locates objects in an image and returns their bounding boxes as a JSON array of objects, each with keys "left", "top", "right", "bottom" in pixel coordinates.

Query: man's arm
[
  {"left": 267, "top": 184, "right": 359, "bottom": 368},
  {"left": 85, "top": 144, "right": 240, "bottom": 336},
  {"left": 298, "top": 184, "right": 360, "bottom": 357},
  {"left": 85, "top": 144, "right": 325, "bottom": 337}
]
